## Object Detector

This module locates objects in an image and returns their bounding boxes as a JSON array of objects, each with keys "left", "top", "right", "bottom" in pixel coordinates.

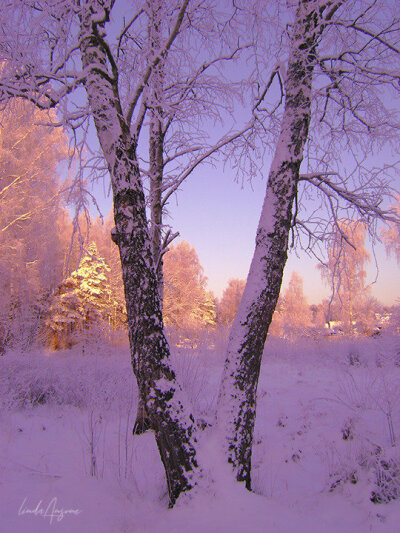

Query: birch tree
[
  {"left": 131, "top": 0, "right": 248, "bottom": 449},
  {"left": 0, "top": 0, "right": 252, "bottom": 499},
  {"left": 217, "top": 0, "right": 400, "bottom": 489},
  {"left": 318, "top": 219, "right": 370, "bottom": 332},
  {"left": 0, "top": 0, "right": 207, "bottom": 504},
  {"left": 116, "top": 0, "right": 248, "bottom": 439},
  {"left": 0, "top": 100, "right": 68, "bottom": 347},
  {"left": 1, "top": 0, "right": 399, "bottom": 504},
  {"left": 142, "top": 0, "right": 248, "bottom": 303},
  {"left": 382, "top": 195, "right": 400, "bottom": 262}
]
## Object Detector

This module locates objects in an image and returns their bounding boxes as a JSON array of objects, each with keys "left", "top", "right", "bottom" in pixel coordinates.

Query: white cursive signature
[{"left": 18, "top": 497, "right": 81, "bottom": 525}]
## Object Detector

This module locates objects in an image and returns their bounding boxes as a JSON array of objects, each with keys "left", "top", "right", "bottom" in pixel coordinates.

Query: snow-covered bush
[
  {"left": 371, "top": 456, "right": 400, "bottom": 504},
  {"left": 0, "top": 349, "right": 136, "bottom": 411}
]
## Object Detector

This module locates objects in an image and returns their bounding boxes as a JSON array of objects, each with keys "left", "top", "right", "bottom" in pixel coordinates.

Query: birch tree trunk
[
  {"left": 79, "top": 3, "right": 200, "bottom": 506},
  {"left": 217, "top": 0, "right": 336, "bottom": 489},
  {"left": 133, "top": 0, "right": 166, "bottom": 436},
  {"left": 148, "top": 0, "right": 165, "bottom": 303},
  {"left": 149, "top": 116, "right": 164, "bottom": 296}
]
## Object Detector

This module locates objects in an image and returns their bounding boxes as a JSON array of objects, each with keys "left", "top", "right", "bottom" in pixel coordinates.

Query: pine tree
[
  {"left": 91, "top": 212, "right": 126, "bottom": 327},
  {"left": 46, "top": 243, "right": 117, "bottom": 348}
]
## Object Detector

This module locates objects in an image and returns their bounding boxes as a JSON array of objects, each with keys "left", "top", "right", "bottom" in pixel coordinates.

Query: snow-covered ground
[{"left": 1, "top": 334, "right": 400, "bottom": 533}]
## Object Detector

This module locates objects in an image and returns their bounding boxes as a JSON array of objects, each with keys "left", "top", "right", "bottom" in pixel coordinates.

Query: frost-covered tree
[
  {"left": 281, "top": 271, "right": 311, "bottom": 339},
  {"left": 45, "top": 275, "right": 82, "bottom": 349},
  {"left": 262, "top": 274, "right": 311, "bottom": 339},
  {"left": 1, "top": 0, "right": 400, "bottom": 504},
  {"left": 69, "top": 242, "right": 115, "bottom": 324},
  {"left": 382, "top": 195, "right": 400, "bottom": 263},
  {"left": 0, "top": 99, "right": 68, "bottom": 348},
  {"left": 318, "top": 219, "right": 371, "bottom": 332},
  {"left": 91, "top": 212, "right": 126, "bottom": 325},
  {"left": 0, "top": 0, "right": 214, "bottom": 503},
  {"left": 141, "top": 0, "right": 248, "bottom": 302},
  {"left": 46, "top": 243, "right": 117, "bottom": 348},
  {"left": 217, "top": 279, "right": 246, "bottom": 328},
  {"left": 163, "top": 240, "right": 216, "bottom": 337},
  {"left": 217, "top": 0, "right": 400, "bottom": 489}
]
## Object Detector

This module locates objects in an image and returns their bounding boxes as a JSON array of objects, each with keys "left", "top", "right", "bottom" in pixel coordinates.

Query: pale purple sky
[
  {"left": 166, "top": 163, "right": 399, "bottom": 306},
  {"left": 92, "top": 157, "right": 399, "bottom": 306},
  {"left": 86, "top": 2, "right": 399, "bottom": 307}
]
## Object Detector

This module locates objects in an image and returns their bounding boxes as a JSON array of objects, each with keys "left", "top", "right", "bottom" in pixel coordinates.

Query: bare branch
[
  {"left": 117, "top": 9, "right": 145, "bottom": 58},
  {"left": 125, "top": 0, "right": 190, "bottom": 126},
  {"left": 161, "top": 123, "right": 253, "bottom": 208},
  {"left": 299, "top": 172, "right": 400, "bottom": 225}
]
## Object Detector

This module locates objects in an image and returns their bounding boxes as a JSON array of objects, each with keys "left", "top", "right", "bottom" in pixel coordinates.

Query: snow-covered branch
[
  {"left": 125, "top": 0, "right": 190, "bottom": 126},
  {"left": 300, "top": 172, "right": 399, "bottom": 225}
]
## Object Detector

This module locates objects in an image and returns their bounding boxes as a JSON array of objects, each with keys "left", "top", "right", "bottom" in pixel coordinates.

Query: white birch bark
[
  {"left": 78, "top": 1, "right": 200, "bottom": 505},
  {"left": 133, "top": 0, "right": 166, "bottom": 437},
  {"left": 147, "top": 0, "right": 165, "bottom": 301},
  {"left": 216, "top": 0, "right": 340, "bottom": 488}
]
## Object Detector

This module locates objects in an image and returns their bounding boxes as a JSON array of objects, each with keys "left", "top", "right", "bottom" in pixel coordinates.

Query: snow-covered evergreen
[{"left": 46, "top": 243, "right": 117, "bottom": 348}]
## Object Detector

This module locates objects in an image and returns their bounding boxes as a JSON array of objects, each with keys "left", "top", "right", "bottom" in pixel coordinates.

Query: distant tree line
[{"left": 0, "top": 100, "right": 396, "bottom": 353}]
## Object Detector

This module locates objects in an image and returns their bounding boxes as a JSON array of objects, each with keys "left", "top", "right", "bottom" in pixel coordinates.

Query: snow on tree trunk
[
  {"left": 79, "top": 4, "right": 200, "bottom": 506},
  {"left": 148, "top": 0, "right": 165, "bottom": 304},
  {"left": 133, "top": 0, "right": 165, "bottom": 440},
  {"left": 217, "top": 0, "right": 330, "bottom": 489},
  {"left": 149, "top": 115, "right": 164, "bottom": 296}
]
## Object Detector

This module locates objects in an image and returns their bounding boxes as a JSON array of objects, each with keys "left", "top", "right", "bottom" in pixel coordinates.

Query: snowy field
[{"left": 1, "top": 334, "right": 400, "bottom": 533}]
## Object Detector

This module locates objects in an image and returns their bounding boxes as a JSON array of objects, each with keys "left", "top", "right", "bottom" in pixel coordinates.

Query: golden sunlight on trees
[
  {"left": 267, "top": 295, "right": 285, "bottom": 337},
  {"left": 163, "top": 241, "right": 216, "bottom": 343},
  {"left": 217, "top": 279, "right": 246, "bottom": 327},
  {"left": 319, "top": 220, "right": 372, "bottom": 333},
  {"left": 45, "top": 243, "right": 122, "bottom": 349},
  {"left": 0, "top": 100, "right": 68, "bottom": 347},
  {"left": 91, "top": 212, "right": 126, "bottom": 316}
]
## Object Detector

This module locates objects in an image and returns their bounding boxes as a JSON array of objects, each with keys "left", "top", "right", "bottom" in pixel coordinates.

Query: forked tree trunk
[
  {"left": 79, "top": 4, "right": 200, "bottom": 506},
  {"left": 217, "top": 0, "right": 336, "bottom": 489}
]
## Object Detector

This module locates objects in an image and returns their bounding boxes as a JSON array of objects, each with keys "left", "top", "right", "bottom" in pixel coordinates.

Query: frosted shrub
[
  {"left": 347, "top": 349, "right": 360, "bottom": 366},
  {"left": 2, "top": 363, "right": 85, "bottom": 409},
  {"left": 17, "top": 376, "right": 58, "bottom": 407},
  {"left": 371, "top": 457, "right": 400, "bottom": 504},
  {"left": 0, "top": 350, "right": 136, "bottom": 411},
  {"left": 329, "top": 469, "right": 358, "bottom": 492}
]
